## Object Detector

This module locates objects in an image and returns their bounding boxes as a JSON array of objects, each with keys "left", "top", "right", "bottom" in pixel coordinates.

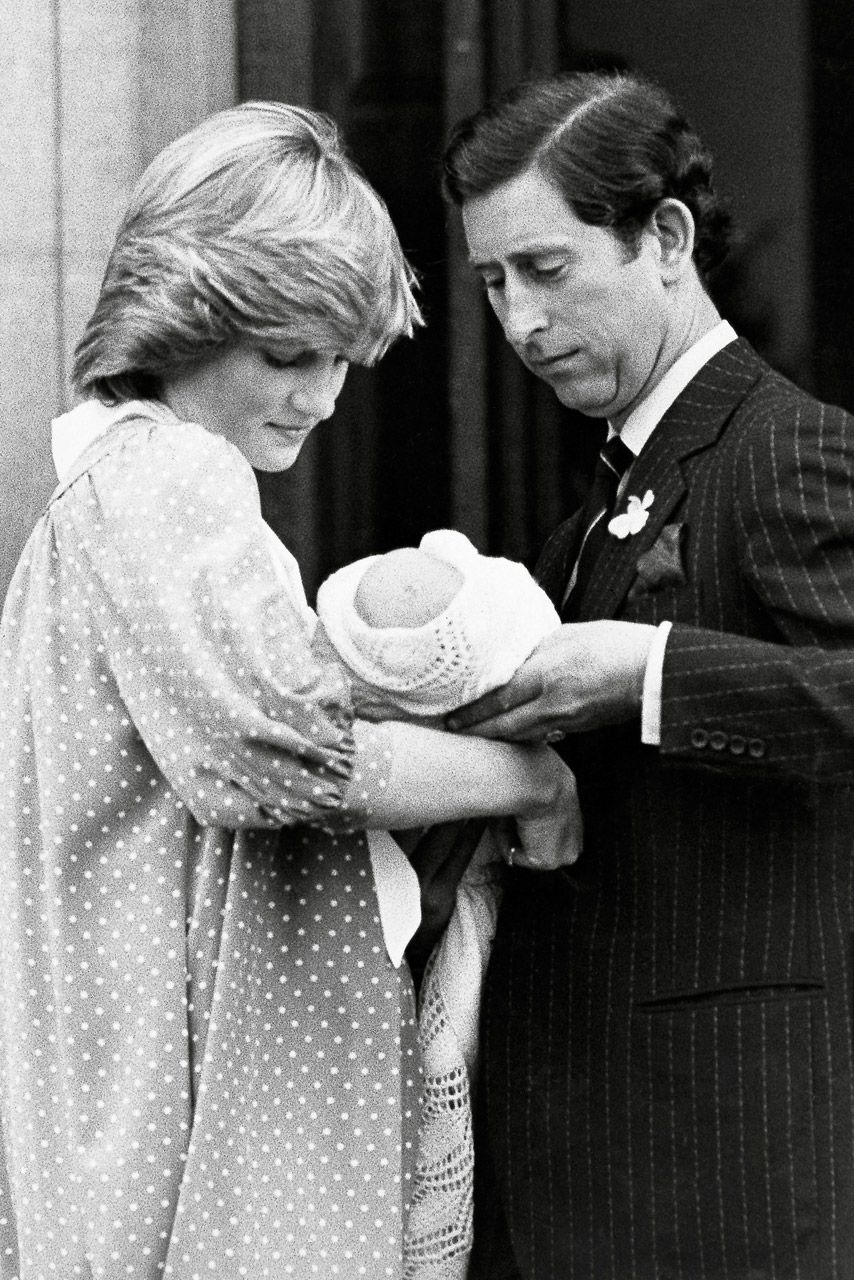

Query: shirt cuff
[{"left": 641, "top": 620, "right": 673, "bottom": 745}]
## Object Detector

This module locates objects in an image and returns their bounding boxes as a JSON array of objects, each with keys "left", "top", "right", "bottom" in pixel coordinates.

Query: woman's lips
[{"left": 266, "top": 420, "right": 315, "bottom": 435}]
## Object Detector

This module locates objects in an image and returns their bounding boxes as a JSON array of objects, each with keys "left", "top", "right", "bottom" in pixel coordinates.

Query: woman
[{"left": 0, "top": 103, "right": 578, "bottom": 1279}]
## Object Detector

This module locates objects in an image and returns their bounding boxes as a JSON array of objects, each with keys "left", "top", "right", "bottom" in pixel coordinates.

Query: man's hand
[{"left": 445, "top": 621, "right": 658, "bottom": 741}]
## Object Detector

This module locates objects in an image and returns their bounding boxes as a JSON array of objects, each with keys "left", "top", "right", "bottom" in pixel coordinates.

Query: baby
[{"left": 316, "top": 529, "right": 581, "bottom": 1279}]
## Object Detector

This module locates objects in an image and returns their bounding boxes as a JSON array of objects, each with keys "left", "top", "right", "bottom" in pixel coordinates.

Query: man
[{"left": 442, "top": 70, "right": 854, "bottom": 1279}]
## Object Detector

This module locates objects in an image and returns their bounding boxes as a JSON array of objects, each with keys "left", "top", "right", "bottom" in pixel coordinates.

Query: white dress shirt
[{"left": 604, "top": 320, "right": 738, "bottom": 742}]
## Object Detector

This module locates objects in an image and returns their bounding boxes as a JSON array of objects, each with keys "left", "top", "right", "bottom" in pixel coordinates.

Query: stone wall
[{"left": 1, "top": 0, "right": 236, "bottom": 601}]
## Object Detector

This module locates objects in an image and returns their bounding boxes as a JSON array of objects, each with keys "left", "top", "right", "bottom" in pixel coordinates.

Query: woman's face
[{"left": 162, "top": 344, "right": 349, "bottom": 471}]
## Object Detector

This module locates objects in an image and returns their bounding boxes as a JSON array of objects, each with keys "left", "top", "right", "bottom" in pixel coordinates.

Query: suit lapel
[
  {"left": 578, "top": 339, "right": 766, "bottom": 619},
  {"left": 535, "top": 509, "right": 584, "bottom": 603}
]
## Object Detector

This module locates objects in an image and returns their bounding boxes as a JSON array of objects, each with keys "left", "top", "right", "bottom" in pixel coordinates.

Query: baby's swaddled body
[{"left": 317, "top": 529, "right": 566, "bottom": 1279}]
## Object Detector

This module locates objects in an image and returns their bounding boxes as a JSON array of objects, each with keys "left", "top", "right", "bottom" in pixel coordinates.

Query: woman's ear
[{"left": 647, "top": 198, "right": 696, "bottom": 283}]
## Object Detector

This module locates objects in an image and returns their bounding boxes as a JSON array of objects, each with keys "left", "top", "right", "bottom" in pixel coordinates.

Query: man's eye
[
  {"left": 528, "top": 260, "right": 568, "bottom": 280},
  {"left": 480, "top": 276, "right": 504, "bottom": 292}
]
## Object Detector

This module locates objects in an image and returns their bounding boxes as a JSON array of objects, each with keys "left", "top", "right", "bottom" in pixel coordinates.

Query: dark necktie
[{"left": 562, "top": 434, "right": 634, "bottom": 620}]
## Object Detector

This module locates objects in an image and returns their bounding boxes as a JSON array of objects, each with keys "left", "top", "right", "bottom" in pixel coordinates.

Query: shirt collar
[{"left": 613, "top": 320, "right": 737, "bottom": 457}]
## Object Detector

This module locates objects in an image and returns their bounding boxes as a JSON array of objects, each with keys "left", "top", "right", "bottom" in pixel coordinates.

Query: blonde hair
[{"left": 74, "top": 101, "right": 422, "bottom": 402}]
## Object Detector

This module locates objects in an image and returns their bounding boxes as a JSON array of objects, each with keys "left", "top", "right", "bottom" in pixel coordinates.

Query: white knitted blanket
[{"left": 404, "top": 831, "right": 504, "bottom": 1279}]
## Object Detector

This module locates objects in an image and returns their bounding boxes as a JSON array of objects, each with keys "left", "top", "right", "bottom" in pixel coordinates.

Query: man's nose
[
  {"left": 500, "top": 282, "right": 548, "bottom": 346},
  {"left": 290, "top": 359, "right": 348, "bottom": 420}
]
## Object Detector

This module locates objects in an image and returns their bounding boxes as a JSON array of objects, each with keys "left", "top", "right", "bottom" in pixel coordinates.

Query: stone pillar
[{"left": 0, "top": 0, "right": 236, "bottom": 601}]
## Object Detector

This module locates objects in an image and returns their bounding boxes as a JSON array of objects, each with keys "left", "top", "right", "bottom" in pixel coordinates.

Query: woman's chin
[{"left": 250, "top": 441, "right": 306, "bottom": 472}]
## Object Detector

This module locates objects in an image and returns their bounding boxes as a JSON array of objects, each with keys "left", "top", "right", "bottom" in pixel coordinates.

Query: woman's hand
[
  {"left": 352, "top": 720, "right": 583, "bottom": 843},
  {"left": 511, "top": 744, "right": 583, "bottom": 869}
]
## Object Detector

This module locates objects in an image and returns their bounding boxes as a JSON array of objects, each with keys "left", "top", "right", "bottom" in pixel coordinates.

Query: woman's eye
[
  {"left": 263, "top": 350, "right": 347, "bottom": 371},
  {"left": 262, "top": 351, "right": 296, "bottom": 370},
  {"left": 480, "top": 276, "right": 504, "bottom": 293},
  {"left": 262, "top": 350, "right": 314, "bottom": 371}
]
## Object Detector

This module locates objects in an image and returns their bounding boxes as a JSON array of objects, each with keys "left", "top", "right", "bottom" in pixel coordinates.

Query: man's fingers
[
  {"left": 446, "top": 710, "right": 541, "bottom": 741},
  {"left": 443, "top": 694, "right": 499, "bottom": 731},
  {"left": 446, "top": 673, "right": 543, "bottom": 731}
]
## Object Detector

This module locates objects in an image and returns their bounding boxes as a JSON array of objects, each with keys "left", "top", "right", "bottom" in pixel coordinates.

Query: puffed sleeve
[{"left": 54, "top": 418, "right": 378, "bottom": 829}]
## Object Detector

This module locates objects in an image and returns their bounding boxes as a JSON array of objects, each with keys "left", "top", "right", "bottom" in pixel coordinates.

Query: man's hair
[
  {"left": 74, "top": 101, "right": 422, "bottom": 403},
  {"left": 442, "top": 70, "right": 731, "bottom": 279}
]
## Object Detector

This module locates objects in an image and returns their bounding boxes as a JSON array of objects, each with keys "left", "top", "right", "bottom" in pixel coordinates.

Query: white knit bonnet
[{"left": 315, "top": 529, "right": 561, "bottom": 715}]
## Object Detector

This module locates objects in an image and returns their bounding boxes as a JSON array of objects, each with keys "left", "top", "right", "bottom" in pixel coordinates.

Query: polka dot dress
[{"left": 0, "top": 405, "right": 419, "bottom": 1278}]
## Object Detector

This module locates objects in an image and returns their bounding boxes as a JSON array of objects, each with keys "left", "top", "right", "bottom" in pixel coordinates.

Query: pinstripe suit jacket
[{"left": 473, "top": 340, "right": 854, "bottom": 1280}]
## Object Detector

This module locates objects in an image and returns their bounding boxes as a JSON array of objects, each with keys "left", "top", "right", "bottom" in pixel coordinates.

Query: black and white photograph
[{"left": 1, "top": 2, "right": 853, "bottom": 1277}]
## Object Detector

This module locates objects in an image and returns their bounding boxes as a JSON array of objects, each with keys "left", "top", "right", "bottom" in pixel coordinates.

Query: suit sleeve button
[
  {"left": 748, "top": 738, "right": 767, "bottom": 758},
  {"left": 690, "top": 728, "right": 709, "bottom": 748},
  {"left": 729, "top": 734, "right": 747, "bottom": 755},
  {"left": 709, "top": 730, "right": 728, "bottom": 750}
]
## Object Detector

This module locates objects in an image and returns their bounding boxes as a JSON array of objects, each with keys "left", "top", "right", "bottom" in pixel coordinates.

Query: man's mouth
[{"left": 528, "top": 349, "right": 582, "bottom": 372}]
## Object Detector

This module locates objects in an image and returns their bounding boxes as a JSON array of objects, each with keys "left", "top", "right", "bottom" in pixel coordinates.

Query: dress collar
[{"left": 51, "top": 398, "right": 175, "bottom": 482}]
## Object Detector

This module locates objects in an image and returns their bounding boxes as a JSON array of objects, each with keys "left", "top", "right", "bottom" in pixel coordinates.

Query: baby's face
[
  {"left": 315, "top": 533, "right": 561, "bottom": 721},
  {"left": 353, "top": 548, "right": 464, "bottom": 629}
]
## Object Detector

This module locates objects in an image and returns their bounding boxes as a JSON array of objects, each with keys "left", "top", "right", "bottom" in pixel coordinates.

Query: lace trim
[
  {"left": 404, "top": 841, "right": 504, "bottom": 1280},
  {"left": 404, "top": 950, "right": 474, "bottom": 1280}
]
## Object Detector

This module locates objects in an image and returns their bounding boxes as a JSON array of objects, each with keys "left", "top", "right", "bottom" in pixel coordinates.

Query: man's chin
[
  {"left": 551, "top": 384, "right": 617, "bottom": 420},
  {"left": 534, "top": 365, "right": 618, "bottom": 419}
]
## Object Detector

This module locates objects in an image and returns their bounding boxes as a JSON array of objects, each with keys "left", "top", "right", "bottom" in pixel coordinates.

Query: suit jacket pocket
[
  {"left": 622, "top": 579, "right": 700, "bottom": 626},
  {"left": 635, "top": 977, "right": 823, "bottom": 1010},
  {"left": 633, "top": 988, "right": 821, "bottom": 1274}
]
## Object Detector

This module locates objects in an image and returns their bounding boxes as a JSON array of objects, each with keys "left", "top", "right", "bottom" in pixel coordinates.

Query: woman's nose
[{"left": 290, "top": 358, "right": 348, "bottom": 420}]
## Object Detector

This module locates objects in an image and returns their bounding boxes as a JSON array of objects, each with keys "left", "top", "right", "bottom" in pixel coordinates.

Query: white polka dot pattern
[{"left": 0, "top": 412, "right": 419, "bottom": 1277}]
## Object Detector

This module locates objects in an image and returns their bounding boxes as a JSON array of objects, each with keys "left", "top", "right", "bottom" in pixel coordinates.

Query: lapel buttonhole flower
[{"left": 608, "top": 489, "right": 654, "bottom": 539}]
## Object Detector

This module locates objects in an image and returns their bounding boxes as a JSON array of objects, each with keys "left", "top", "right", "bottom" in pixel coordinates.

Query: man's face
[{"left": 462, "top": 165, "right": 672, "bottom": 425}]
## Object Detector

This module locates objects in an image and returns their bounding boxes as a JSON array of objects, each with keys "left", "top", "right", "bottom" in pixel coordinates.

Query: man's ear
[{"left": 647, "top": 198, "right": 696, "bottom": 283}]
